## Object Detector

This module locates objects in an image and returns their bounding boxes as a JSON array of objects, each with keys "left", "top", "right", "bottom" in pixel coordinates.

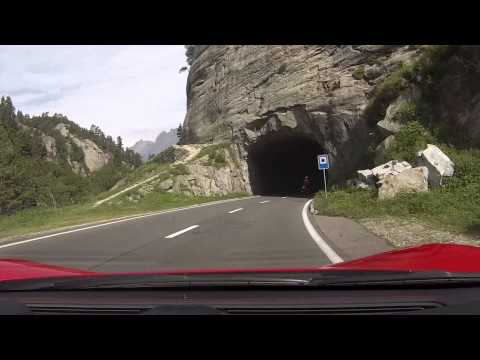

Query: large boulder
[
  {"left": 416, "top": 144, "right": 455, "bottom": 186},
  {"left": 355, "top": 159, "right": 411, "bottom": 190},
  {"left": 378, "top": 166, "right": 429, "bottom": 200}
]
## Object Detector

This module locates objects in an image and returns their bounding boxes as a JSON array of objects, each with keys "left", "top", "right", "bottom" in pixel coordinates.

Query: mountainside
[
  {"left": 179, "top": 45, "right": 480, "bottom": 195},
  {"left": 131, "top": 128, "right": 178, "bottom": 161},
  {"left": 0, "top": 96, "right": 142, "bottom": 214}
]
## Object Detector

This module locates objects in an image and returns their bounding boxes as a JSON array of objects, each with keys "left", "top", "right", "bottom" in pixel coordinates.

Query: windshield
[{"left": 1, "top": 45, "right": 480, "bottom": 289}]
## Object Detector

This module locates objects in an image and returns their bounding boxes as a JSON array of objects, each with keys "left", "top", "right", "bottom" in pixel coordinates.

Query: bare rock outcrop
[
  {"left": 181, "top": 45, "right": 421, "bottom": 187},
  {"left": 55, "top": 123, "right": 112, "bottom": 174}
]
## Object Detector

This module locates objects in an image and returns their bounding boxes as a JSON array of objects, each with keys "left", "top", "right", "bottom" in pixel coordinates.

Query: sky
[{"left": 0, "top": 45, "right": 189, "bottom": 147}]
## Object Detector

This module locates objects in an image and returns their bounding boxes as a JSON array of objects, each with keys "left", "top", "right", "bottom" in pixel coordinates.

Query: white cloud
[{"left": 0, "top": 45, "right": 188, "bottom": 146}]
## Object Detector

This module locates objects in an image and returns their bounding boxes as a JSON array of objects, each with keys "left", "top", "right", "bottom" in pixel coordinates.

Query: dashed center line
[
  {"left": 259, "top": 200, "right": 270, "bottom": 204},
  {"left": 228, "top": 208, "right": 243, "bottom": 214},
  {"left": 281, "top": 196, "right": 287, "bottom": 199},
  {"left": 165, "top": 225, "right": 199, "bottom": 239}
]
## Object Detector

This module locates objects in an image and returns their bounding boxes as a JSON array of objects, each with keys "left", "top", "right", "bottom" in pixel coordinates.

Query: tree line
[{"left": 0, "top": 96, "right": 142, "bottom": 214}]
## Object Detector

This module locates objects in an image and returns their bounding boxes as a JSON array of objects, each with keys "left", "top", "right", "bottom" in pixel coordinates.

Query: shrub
[
  {"left": 352, "top": 65, "right": 365, "bottom": 80},
  {"left": 152, "top": 146, "right": 177, "bottom": 164},
  {"left": 392, "top": 101, "right": 417, "bottom": 123},
  {"left": 193, "top": 143, "right": 229, "bottom": 168},
  {"left": 384, "top": 121, "right": 435, "bottom": 163}
]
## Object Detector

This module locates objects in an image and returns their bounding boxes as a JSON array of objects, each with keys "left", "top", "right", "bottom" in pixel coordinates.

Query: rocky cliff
[
  {"left": 182, "top": 45, "right": 480, "bottom": 193},
  {"left": 181, "top": 45, "right": 423, "bottom": 193}
]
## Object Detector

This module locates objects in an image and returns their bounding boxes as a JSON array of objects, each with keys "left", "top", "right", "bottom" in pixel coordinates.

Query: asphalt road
[{"left": 0, "top": 196, "right": 332, "bottom": 272}]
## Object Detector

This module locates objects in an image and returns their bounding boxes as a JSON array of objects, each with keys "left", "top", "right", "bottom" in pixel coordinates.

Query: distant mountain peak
[{"left": 132, "top": 128, "right": 178, "bottom": 161}]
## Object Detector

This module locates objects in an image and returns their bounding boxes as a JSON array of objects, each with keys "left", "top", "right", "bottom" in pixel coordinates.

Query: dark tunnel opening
[{"left": 247, "top": 132, "right": 327, "bottom": 197}]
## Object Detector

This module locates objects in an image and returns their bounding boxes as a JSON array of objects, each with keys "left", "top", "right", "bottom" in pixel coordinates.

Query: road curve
[{"left": 0, "top": 196, "right": 331, "bottom": 272}]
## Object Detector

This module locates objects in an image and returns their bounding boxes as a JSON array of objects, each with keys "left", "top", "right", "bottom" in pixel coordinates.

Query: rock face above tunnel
[{"left": 181, "top": 45, "right": 420, "bottom": 182}]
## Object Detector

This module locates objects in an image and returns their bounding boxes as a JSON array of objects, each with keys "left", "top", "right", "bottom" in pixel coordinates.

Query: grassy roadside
[
  {"left": 314, "top": 135, "right": 480, "bottom": 238},
  {"left": 0, "top": 192, "right": 250, "bottom": 240},
  {"left": 314, "top": 143, "right": 480, "bottom": 237},
  {"left": 314, "top": 187, "right": 480, "bottom": 236}
]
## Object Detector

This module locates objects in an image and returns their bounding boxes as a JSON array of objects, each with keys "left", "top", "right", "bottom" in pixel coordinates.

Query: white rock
[
  {"left": 71, "top": 137, "right": 112, "bottom": 173},
  {"left": 372, "top": 160, "right": 412, "bottom": 180},
  {"left": 416, "top": 144, "right": 455, "bottom": 186},
  {"left": 357, "top": 169, "right": 375, "bottom": 185},
  {"left": 378, "top": 166, "right": 429, "bottom": 200},
  {"left": 354, "top": 180, "right": 374, "bottom": 190}
]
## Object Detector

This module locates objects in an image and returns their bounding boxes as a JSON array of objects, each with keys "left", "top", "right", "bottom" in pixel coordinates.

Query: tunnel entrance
[{"left": 247, "top": 132, "right": 327, "bottom": 196}]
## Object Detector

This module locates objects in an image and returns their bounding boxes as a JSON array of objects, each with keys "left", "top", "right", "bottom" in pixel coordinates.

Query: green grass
[
  {"left": 122, "top": 162, "right": 169, "bottom": 186},
  {"left": 192, "top": 143, "right": 229, "bottom": 168},
  {"left": 95, "top": 160, "right": 190, "bottom": 201},
  {"left": 0, "top": 192, "right": 251, "bottom": 240},
  {"left": 169, "top": 163, "right": 190, "bottom": 176}
]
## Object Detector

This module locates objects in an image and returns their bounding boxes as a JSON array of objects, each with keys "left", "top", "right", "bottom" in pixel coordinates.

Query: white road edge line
[
  {"left": 165, "top": 225, "right": 199, "bottom": 239},
  {"left": 228, "top": 208, "right": 243, "bottom": 214},
  {"left": 302, "top": 199, "right": 343, "bottom": 264},
  {"left": 0, "top": 196, "right": 257, "bottom": 250},
  {"left": 259, "top": 200, "right": 270, "bottom": 204}
]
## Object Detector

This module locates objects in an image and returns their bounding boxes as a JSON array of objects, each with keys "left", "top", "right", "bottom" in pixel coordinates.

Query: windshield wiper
[
  {"left": 69, "top": 278, "right": 310, "bottom": 290},
  {"left": 3, "top": 271, "right": 480, "bottom": 291},
  {"left": 0, "top": 275, "right": 311, "bottom": 291}
]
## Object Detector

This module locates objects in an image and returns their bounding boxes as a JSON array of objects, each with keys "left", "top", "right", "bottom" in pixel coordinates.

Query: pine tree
[
  {"left": 0, "top": 96, "right": 16, "bottom": 127},
  {"left": 134, "top": 153, "right": 143, "bottom": 167},
  {"left": 116, "top": 136, "right": 123, "bottom": 149},
  {"left": 177, "top": 123, "right": 183, "bottom": 140}
]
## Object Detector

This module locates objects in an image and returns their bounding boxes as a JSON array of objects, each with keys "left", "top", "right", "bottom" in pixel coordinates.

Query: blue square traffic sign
[{"left": 318, "top": 154, "right": 330, "bottom": 170}]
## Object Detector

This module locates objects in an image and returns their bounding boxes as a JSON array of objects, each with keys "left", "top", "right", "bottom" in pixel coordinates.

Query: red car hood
[{"left": 1, "top": 243, "right": 480, "bottom": 283}]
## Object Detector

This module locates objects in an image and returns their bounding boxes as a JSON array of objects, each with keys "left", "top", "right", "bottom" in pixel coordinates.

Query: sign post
[{"left": 317, "top": 154, "right": 330, "bottom": 198}]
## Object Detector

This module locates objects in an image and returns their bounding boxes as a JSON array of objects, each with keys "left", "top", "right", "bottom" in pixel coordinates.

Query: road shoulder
[{"left": 310, "top": 214, "right": 393, "bottom": 261}]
